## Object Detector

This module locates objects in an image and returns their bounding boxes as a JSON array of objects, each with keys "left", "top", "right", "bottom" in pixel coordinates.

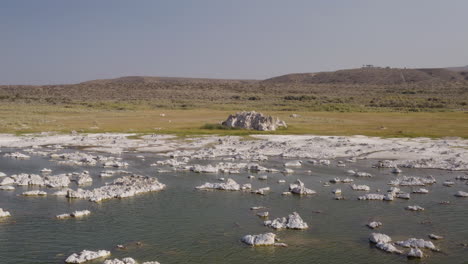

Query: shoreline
[{"left": 1, "top": 133, "right": 467, "bottom": 171}]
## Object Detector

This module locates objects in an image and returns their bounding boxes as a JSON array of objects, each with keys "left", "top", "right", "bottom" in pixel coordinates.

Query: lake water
[{"left": 0, "top": 148, "right": 467, "bottom": 264}]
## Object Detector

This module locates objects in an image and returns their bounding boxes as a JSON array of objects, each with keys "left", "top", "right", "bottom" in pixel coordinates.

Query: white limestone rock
[
  {"left": 354, "top": 172, "right": 372, "bottom": 177},
  {"left": 455, "top": 191, "right": 468, "bottom": 197},
  {"left": 0, "top": 208, "right": 11, "bottom": 218},
  {"left": 376, "top": 242, "right": 403, "bottom": 254},
  {"left": 0, "top": 185, "right": 15, "bottom": 190},
  {"left": 222, "top": 111, "right": 287, "bottom": 131},
  {"left": 22, "top": 190, "right": 47, "bottom": 196},
  {"left": 257, "top": 211, "right": 269, "bottom": 218},
  {"left": 45, "top": 174, "right": 71, "bottom": 188},
  {"left": 241, "top": 232, "right": 277, "bottom": 246},
  {"left": 351, "top": 184, "right": 370, "bottom": 191},
  {"left": 4, "top": 152, "right": 30, "bottom": 159},
  {"left": 367, "top": 221, "right": 382, "bottom": 229},
  {"left": 71, "top": 171, "right": 93, "bottom": 185},
  {"left": 358, "top": 194, "right": 385, "bottom": 200},
  {"left": 103, "top": 257, "right": 138, "bottom": 264},
  {"left": 65, "top": 249, "right": 111, "bottom": 263},
  {"left": 252, "top": 187, "right": 270, "bottom": 195},
  {"left": 196, "top": 178, "right": 240, "bottom": 191},
  {"left": 289, "top": 180, "right": 316, "bottom": 195},
  {"left": 396, "top": 238, "right": 437, "bottom": 250},
  {"left": 412, "top": 188, "right": 429, "bottom": 194},
  {"left": 284, "top": 160, "right": 302, "bottom": 167},
  {"left": 264, "top": 212, "right": 308, "bottom": 230},
  {"left": 407, "top": 248, "right": 424, "bottom": 258},
  {"left": 67, "top": 175, "right": 166, "bottom": 202},
  {"left": 369, "top": 233, "right": 392, "bottom": 244},
  {"left": 429, "top": 234, "right": 443, "bottom": 240},
  {"left": 406, "top": 205, "right": 424, "bottom": 211}
]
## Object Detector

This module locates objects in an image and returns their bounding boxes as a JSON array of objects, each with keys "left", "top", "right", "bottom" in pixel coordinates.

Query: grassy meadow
[{"left": 1, "top": 103, "right": 467, "bottom": 138}]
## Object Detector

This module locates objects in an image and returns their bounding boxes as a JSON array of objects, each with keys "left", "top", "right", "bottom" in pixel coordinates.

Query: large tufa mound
[{"left": 222, "top": 111, "right": 287, "bottom": 131}]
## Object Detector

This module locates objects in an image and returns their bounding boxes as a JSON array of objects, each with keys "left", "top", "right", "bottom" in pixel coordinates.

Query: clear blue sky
[{"left": 1, "top": 0, "right": 467, "bottom": 84}]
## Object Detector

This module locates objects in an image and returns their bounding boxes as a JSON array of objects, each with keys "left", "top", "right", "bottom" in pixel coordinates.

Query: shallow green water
[{"left": 0, "top": 149, "right": 467, "bottom": 264}]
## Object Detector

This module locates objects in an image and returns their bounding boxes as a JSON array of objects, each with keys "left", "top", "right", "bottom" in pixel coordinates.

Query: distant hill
[
  {"left": 0, "top": 66, "right": 467, "bottom": 112},
  {"left": 81, "top": 76, "right": 256, "bottom": 85},
  {"left": 445, "top": 65, "right": 468, "bottom": 72},
  {"left": 263, "top": 67, "right": 468, "bottom": 85}
]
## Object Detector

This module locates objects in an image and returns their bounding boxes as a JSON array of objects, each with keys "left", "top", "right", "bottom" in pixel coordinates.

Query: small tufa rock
[
  {"left": 241, "top": 233, "right": 277, "bottom": 246},
  {"left": 429, "top": 234, "right": 443, "bottom": 240},
  {"left": 407, "top": 248, "right": 424, "bottom": 258},
  {"left": 0, "top": 208, "right": 11, "bottom": 218},
  {"left": 367, "top": 221, "right": 382, "bottom": 229}
]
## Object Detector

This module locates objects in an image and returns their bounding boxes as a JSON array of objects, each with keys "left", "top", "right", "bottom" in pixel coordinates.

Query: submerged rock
[
  {"left": 412, "top": 188, "right": 429, "bottom": 194},
  {"left": 429, "top": 234, "right": 444, "bottom": 240},
  {"left": 22, "top": 190, "right": 47, "bottom": 196},
  {"left": 57, "top": 210, "right": 91, "bottom": 219},
  {"left": 406, "top": 205, "right": 425, "bottom": 211},
  {"left": 252, "top": 187, "right": 270, "bottom": 195},
  {"left": 222, "top": 111, "right": 287, "bottom": 131},
  {"left": 65, "top": 249, "right": 110, "bottom": 263}
]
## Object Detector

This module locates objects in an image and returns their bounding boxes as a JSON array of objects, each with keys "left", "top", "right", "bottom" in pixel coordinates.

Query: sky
[{"left": 1, "top": 0, "right": 468, "bottom": 85}]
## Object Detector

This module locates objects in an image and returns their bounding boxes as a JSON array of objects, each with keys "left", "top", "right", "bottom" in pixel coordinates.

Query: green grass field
[{"left": 1, "top": 103, "right": 467, "bottom": 138}]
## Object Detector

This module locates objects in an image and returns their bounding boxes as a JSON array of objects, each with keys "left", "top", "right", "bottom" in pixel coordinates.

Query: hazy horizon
[{"left": 1, "top": 0, "right": 468, "bottom": 85}]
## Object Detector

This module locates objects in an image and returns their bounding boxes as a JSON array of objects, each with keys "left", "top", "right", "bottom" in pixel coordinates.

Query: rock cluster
[
  {"left": 264, "top": 212, "right": 308, "bottom": 230},
  {"left": 222, "top": 111, "right": 287, "bottom": 131}
]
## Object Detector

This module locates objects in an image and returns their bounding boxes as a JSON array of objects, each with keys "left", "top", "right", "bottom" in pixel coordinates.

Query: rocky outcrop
[
  {"left": 65, "top": 249, "right": 110, "bottom": 263},
  {"left": 222, "top": 111, "right": 287, "bottom": 131}
]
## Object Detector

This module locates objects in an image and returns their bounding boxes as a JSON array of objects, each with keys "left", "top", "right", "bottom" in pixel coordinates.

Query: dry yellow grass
[{"left": 1, "top": 103, "right": 467, "bottom": 138}]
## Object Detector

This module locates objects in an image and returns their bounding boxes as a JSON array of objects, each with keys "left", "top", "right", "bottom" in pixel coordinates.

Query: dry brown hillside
[
  {"left": 263, "top": 67, "right": 468, "bottom": 85},
  {"left": 0, "top": 67, "right": 467, "bottom": 111}
]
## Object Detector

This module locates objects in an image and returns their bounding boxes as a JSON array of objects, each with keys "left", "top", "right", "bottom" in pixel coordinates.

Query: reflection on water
[{"left": 0, "top": 148, "right": 467, "bottom": 263}]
